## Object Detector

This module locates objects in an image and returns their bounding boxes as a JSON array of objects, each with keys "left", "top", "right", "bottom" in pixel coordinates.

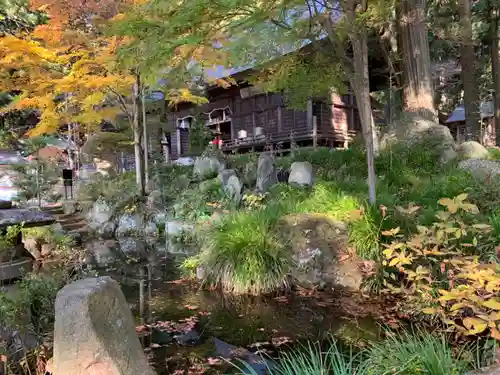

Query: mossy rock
[{"left": 277, "top": 213, "right": 363, "bottom": 290}]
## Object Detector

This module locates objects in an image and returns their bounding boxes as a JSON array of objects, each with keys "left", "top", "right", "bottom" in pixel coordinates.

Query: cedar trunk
[
  {"left": 346, "top": 6, "right": 377, "bottom": 204},
  {"left": 459, "top": 0, "right": 480, "bottom": 142},
  {"left": 398, "top": 0, "right": 437, "bottom": 122},
  {"left": 491, "top": 5, "right": 500, "bottom": 146},
  {"left": 133, "top": 75, "right": 146, "bottom": 197}
]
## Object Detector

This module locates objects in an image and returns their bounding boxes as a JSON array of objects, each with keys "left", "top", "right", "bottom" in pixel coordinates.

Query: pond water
[{"left": 101, "top": 262, "right": 385, "bottom": 375}]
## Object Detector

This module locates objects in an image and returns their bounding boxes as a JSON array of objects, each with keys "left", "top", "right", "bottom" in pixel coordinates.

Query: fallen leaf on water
[
  {"left": 274, "top": 296, "right": 288, "bottom": 302},
  {"left": 188, "top": 363, "right": 208, "bottom": 375},
  {"left": 135, "top": 325, "right": 148, "bottom": 333},
  {"left": 257, "top": 328, "right": 265, "bottom": 331},
  {"left": 271, "top": 336, "right": 293, "bottom": 346},
  {"left": 198, "top": 311, "right": 210, "bottom": 316},
  {"left": 150, "top": 343, "right": 161, "bottom": 348},
  {"left": 184, "top": 304, "right": 199, "bottom": 310},
  {"left": 207, "top": 357, "right": 222, "bottom": 365}
]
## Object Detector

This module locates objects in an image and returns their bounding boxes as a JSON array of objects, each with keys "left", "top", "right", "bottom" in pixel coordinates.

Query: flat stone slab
[
  {"left": 53, "top": 276, "right": 156, "bottom": 375},
  {"left": 0, "top": 208, "right": 55, "bottom": 228}
]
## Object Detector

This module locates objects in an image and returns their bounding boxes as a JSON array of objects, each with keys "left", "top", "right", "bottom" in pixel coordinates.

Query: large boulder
[
  {"left": 380, "top": 113, "right": 456, "bottom": 163},
  {"left": 256, "top": 153, "right": 278, "bottom": 192},
  {"left": 288, "top": 162, "right": 314, "bottom": 187},
  {"left": 278, "top": 213, "right": 363, "bottom": 290},
  {"left": 457, "top": 141, "right": 490, "bottom": 160},
  {"left": 458, "top": 159, "right": 500, "bottom": 179},
  {"left": 53, "top": 277, "right": 155, "bottom": 375},
  {"left": 193, "top": 157, "right": 224, "bottom": 180}
]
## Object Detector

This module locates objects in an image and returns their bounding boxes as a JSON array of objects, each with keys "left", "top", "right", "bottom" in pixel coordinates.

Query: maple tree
[{"left": 0, "top": 0, "right": 150, "bottom": 194}]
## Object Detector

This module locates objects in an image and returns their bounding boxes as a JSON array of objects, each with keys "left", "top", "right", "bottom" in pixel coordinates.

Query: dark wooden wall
[{"left": 166, "top": 85, "right": 356, "bottom": 158}]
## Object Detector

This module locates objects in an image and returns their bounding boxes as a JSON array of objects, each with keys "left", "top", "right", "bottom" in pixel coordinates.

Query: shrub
[
  {"left": 381, "top": 194, "right": 500, "bottom": 339},
  {"left": 173, "top": 178, "right": 229, "bottom": 222},
  {"left": 11, "top": 160, "right": 61, "bottom": 203},
  {"left": 200, "top": 207, "right": 290, "bottom": 295},
  {"left": 77, "top": 171, "right": 137, "bottom": 204}
]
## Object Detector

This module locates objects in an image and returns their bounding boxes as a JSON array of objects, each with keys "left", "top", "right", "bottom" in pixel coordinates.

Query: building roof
[
  {"left": 445, "top": 101, "right": 494, "bottom": 123},
  {"left": 0, "top": 150, "right": 27, "bottom": 165}
]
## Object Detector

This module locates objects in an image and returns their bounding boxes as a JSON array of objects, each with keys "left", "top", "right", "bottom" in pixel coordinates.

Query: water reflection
[{"left": 102, "top": 262, "right": 381, "bottom": 374}]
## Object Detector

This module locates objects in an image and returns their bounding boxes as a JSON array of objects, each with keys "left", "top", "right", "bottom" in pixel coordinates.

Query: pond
[{"left": 101, "top": 261, "right": 385, "bottom": 375}]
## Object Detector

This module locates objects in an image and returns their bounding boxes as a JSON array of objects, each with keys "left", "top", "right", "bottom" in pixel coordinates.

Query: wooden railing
[{"left": 221, "top": 128, "right": 358, "bottom": 151}]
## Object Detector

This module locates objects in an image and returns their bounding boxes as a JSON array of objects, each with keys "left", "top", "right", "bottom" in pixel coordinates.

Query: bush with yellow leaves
[{"left": 381, "top": 193, "right": 500, "bottom": 338}]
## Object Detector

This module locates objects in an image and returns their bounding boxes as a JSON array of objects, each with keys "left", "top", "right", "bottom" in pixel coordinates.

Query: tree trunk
[
  {"left": 459, "top": 0, "right": 480, "bottom": 142},
  {"left": 346, "top": 4, "right": 377, "bottom": 204},
  {"left": 142, "top": 88, "right": 149, "bottom": 192},
  {"left": 398, "top": 0, "right": 438, "bottom": 122},
  {"left": 491, "top": 4, "right": 500, "bottom": 146},
  {"left": 133, "top": 75, "right": 146, "bottom": 197}
]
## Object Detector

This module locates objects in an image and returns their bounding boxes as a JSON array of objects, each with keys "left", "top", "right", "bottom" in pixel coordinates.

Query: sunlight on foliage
[{"left": 381, "top": 194, "right": 500, "bottom": 339}]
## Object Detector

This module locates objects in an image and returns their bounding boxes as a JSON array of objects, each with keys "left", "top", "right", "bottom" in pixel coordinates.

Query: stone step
[{"left": 63, "top": 222, "right": 87, "bottom": 231}]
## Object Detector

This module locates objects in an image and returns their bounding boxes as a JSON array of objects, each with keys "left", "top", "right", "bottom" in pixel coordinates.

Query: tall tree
[
  {"left": 398, "top": 0, "right": 438, "bottom": 122},
  {"left": 0, "top": 0, "right": 152, "bottom": 194},
  {"left": 490, "top": 0, "right": 500, "bottom": 144},
  {"left": 459, "top": 0, "right": 480, "bottom": 141}
]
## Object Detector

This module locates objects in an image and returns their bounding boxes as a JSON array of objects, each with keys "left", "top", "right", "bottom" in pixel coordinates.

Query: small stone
[
  {"left": 193, "top": 157, "right": 224, "bottom": 180},
  {"left": 174, "top": 329, "right": 200, "bottom": 346},
  {"left": 225, "top": 175, "right": 242, "bottom": 204},
  {"left": 218, "top": 169, "right": 237, "bottom": 186},
  {"left": 256, "top": 153, "right": 277, "bottom": 192},
  {"left": 151, "top": 328, "right": 172, "bottom": 345},
  {"left": 288, "top": 162, "right": 314, "bottom": 187}
]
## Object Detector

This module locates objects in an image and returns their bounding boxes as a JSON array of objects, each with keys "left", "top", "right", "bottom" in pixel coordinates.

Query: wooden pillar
[
  {"left": 176, "top": 127, "right": 181, "bottom": 157},
  {"left": 161, "top": 130, "right": 170, "bottom": 164},
  {"left": 252, "top": 112, "right": 256, "bottom": 138},
  {"left": 307, "top": 99, "right": 313, "bottom": 130},
  {"left": 277, "top": 106, "right": 283, "bottom": 132},
  {"left": 313, "top": 115, "right": 318, "bottom": 148}
]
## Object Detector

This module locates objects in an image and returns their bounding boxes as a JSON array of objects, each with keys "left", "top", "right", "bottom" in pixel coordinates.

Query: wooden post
[
  {"left": 252, "top": 112, "right": 256, "bottom": 138},
  {"left": 176, "top": 126, "right": 181, "bottom": 157},
  {"left": 161, "top": 130, "right": 170, "bottom": 164},
  {"left": 307, "top": 99, "right": 313, "bottom": 130},
  {"left": 277, "top": 106, "right": 283, "bottom": 132},
  {"left": 290, "top": 130, "right": 295, "bottom": 157},
  {"left": 313, "top": 116, "right": 318, "bottom": 148}
]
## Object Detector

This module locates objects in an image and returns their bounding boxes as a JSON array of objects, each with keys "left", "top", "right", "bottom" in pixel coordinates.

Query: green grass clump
[
  {"left": 234, "top": 332, "right": 468, "bottom": 375},
  {"left": 366, "top": 330, "right": 467, "bottom": 375},
  {"left": 488, "top": 148, "right": 500, "bottom": 160},
  {"left": 293, "top": 182, "right": 360, "bottom": 221},
  {"left": 233, "top": 340, "right": 365, "bottom": 375},
  {"left": 201, "top": 208, "right": 291, "bottom": 295}
]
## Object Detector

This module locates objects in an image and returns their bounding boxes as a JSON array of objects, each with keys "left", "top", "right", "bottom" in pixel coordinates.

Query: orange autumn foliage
[{"left": 0, "top": 0, "right": 138, "bottom": 136}]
